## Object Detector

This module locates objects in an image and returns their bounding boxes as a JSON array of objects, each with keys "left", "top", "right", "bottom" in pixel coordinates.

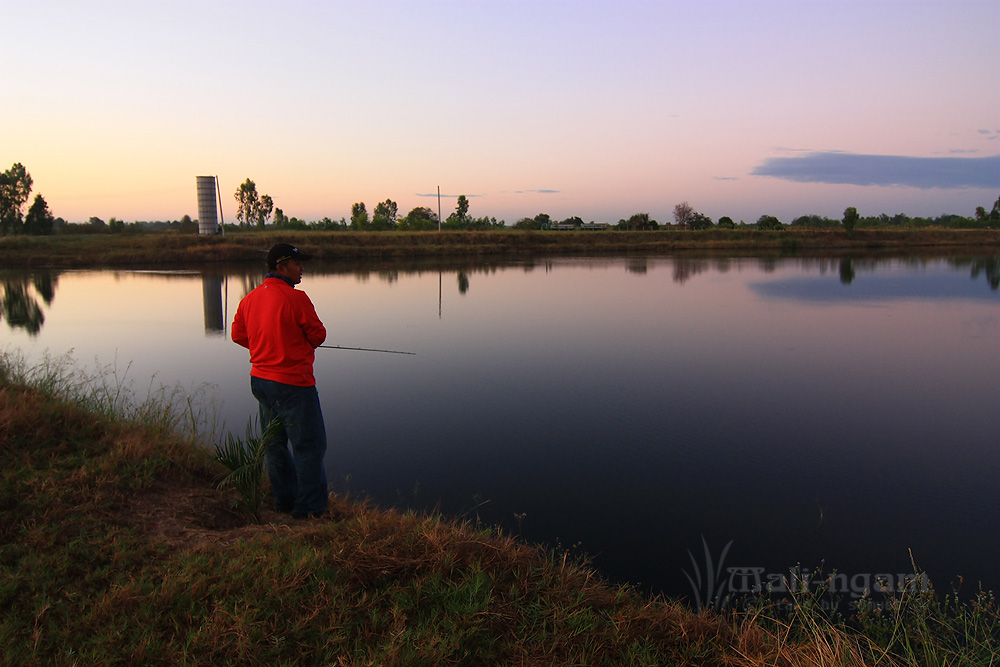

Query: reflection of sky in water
[
  {"left": 751, "top": 263, "right": 999, "bottom": 303},
  {"left": 2, "top": 255, "right": 999, "bottom": 601}
]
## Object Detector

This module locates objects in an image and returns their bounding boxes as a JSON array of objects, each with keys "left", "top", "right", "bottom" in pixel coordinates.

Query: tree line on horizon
[
  {"left": 231, "top": 178, "right": 1000, "bottom": 234},
  {"left": 234, "top": 179, "right": 503, "bottom": 232},
  {"left": 2, "top": 165, "right": 999, "bottom": 237}
]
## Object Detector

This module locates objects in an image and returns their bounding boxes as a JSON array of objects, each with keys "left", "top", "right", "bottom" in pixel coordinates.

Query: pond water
[{"left": 2, "top": 253, "right": 998, "bottom": 606}]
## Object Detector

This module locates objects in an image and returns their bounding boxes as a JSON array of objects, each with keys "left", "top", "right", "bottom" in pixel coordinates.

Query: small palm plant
[{"left": 213, "top": 417, "right": 282, "bottom": 523}]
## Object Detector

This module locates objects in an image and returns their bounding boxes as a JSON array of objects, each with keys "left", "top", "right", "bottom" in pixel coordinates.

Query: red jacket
[{"left": 231, "top": 277, "right": 327, "bottom": 387}]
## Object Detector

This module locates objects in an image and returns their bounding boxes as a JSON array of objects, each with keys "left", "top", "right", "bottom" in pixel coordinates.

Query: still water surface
[{"left": 3, "top": 254, "right": 998, "bottom": 603}]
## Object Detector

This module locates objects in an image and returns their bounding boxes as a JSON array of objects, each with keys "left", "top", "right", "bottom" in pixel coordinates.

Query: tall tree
[
  {"left": 444, "top": 195, "right": 472, "bottom": 229},
  {"left": 625, "top": 212, "right": 656, "bottom": 230},
  {"left": 843, "top": 206, "right": 859, "bottom": 235},
  {"left": 273, "top": 207, "right": 289, "bottom": 227},
  {"left": 673, "top": 202, "right": 693, "bottom": 227},
  {"left": 756, "top": 214, "right": 783, "bottom": 230},
  {"left": 24, "top": 194, "right": 54, "bottom": 236},
  {"left": 234, "top": 179, "right": 260, "bottom": 228},
  {"left": 398, "top": 206, "right": 437, "bottom": 231},
  {"left": 514, "top": 213, "right": 550, "bottom": 230},
  {"left": 258, "top": 194, "right": 273, "bottom": 228},
  {"left": 0, "top": 163, "right": 33, "bottom": 235},
  {"left": 372, "top": 199, "right": 398, "bottom": 231},
  {"left": 350, "top": 202, "right": 369, "bottom": 230},
  {"left": 687, "top": 212, "right": 713, "bottom": 230},
  {"left": 454, "top": 195, "right": 470, "bottom": 221}
]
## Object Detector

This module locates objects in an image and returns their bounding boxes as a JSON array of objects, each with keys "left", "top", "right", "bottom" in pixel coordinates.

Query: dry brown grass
[{"left": 4, "top": 227, "right": 999, "bottom": 268}]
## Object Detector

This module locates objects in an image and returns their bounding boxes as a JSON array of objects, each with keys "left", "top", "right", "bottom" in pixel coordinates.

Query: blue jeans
[{"left": 250, "top": 376, "right": 329, "bottom": 517}]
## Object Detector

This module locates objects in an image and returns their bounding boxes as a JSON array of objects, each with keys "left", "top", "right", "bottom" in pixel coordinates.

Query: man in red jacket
[{"left": 232, "top": 243, "right": 328, "bottom": 518}]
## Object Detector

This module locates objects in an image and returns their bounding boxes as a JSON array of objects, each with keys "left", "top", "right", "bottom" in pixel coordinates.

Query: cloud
[
  {"left": 751, "top": 152, "right": 1000, "bottom": 189},
  {"left": 714, "top": 176, "right": 739, "bottom": 181},
  {"left": 514, "top": 189, "right": 560, "bottom": 194}
]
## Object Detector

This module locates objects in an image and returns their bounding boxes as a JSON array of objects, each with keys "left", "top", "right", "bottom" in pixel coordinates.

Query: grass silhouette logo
[{"left": 683, "top": 536, "right": 734, "bottom": 612}]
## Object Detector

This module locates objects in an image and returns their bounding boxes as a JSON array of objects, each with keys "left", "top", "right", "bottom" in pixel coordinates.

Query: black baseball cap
[{"left": 267, "top": 243, "right": 312, "bottom": 269}]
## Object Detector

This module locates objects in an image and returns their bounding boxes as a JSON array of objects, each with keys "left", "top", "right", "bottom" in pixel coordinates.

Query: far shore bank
[{"left": 3, "top": 227, "right": 1000, "bottom": 268}]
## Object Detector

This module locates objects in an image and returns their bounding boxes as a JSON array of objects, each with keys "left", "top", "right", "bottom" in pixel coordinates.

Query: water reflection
[
  {"left": 626, "top": 257, "right": 647, "bottom": 274},
  {"left": 1, "top": 251, "right": 999, "bottom": 603},
  {"left": 750, "top": 256, "right": 1000, "bottom": 303},
  {"left": 202, "top": 275, "right": 225, "bottom": 335},
  {"left": 839, "top": 258, "right": 855, "bottom": 285},
  {"left": 671, "top": 258, "right": 710, "bottom": 283},
  {"left": 4, "top": 255, "right": 999, "bottom": 339},
  {"left": 0, "top": 271, "right": 59, "bottom": 335},
  {"left": 965, "top": 257, "right": 999, "bottom": 290}
]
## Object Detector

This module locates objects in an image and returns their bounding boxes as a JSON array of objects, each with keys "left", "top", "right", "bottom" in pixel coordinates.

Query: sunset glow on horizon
[{"left": 3, "top": 0, "right": 997, "bottom": 226}]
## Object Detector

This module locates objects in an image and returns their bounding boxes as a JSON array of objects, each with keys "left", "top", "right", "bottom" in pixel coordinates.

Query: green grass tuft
[{"left": 213, "top": 417, "right": 283, "bottom": 523}]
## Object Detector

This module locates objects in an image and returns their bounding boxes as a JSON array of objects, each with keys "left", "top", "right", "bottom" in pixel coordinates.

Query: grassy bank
[
  {"left": 1, "top": 353, "right": 997, "bottom": 666},
  {"left": 3, "top": 227, "right": 1000, "bottom": 268}
]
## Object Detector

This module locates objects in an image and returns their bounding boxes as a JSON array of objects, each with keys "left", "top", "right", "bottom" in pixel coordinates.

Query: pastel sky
[{"left": 2, "top": 0, "right": 998, "bottom": 225}]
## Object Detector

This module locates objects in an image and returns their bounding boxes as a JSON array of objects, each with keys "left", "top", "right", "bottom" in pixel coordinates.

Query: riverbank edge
[
  {"left": 3, "top": 354, "right": 997, "bottom": 665},
  {"left": 4, "top": 228, "right": 1000, "bottom": 268}
]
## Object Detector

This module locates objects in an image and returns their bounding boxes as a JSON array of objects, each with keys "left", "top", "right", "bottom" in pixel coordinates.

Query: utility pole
[{"left": 437, "top": 185, "right": 442, "bottom": 231}]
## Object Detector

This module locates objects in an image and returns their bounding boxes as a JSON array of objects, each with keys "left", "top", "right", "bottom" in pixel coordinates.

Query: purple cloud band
[{"left": 752, "top": 152, "right": 1000, "bottom": 189}]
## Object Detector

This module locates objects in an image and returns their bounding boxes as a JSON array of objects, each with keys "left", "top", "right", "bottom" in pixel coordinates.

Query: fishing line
[{"left": 317, "top": 344, "right": 415, "bottom": 356}]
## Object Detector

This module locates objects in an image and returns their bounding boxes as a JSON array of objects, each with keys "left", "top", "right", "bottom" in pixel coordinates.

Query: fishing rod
[{"left": 317, "top": 344, "right": 415, "bottom": 356}]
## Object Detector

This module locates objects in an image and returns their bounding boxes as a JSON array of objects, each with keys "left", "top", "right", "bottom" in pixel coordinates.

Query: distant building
[
  {"left": 548, "top": 221, "right": 608, "bottom": 231},
  {"left": 195, "top": 176, "right": 220, "bottom": 235}
]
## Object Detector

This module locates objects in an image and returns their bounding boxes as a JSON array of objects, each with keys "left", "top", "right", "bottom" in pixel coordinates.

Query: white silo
[{"left": 196, "top": 176, "right": 219, "bottom": 235}]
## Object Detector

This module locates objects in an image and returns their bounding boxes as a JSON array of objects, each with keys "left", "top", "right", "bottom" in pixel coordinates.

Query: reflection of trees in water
[
  {"left": 833, "top": 256, "right": 1000, "bottom": 290},
  {"left": 33, "top": 273, "right": 56, "bottom": 304},
  {"left": 350, "top": 269, "right": 400, "bottom": 284},
  {"left": 713, "top": 258, "right": 733, "bottom": 273},
  {"left": 839, "top": 258, "right": 856, "bottom": 285},
  {"left": 964, "top": 257, "right": 1000, "bottom": 291},
  {"left": 672, "top": 259, "right": 710, "bottom": 284},
  {"left": 625, "top": 258, "right": 648, "bottom": 274},
  {"left": 1, "top": 282, "right": 43, "bottom": 334},
  {"left": 1, "top": 272, "right": 59, "bottom": 335}
]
